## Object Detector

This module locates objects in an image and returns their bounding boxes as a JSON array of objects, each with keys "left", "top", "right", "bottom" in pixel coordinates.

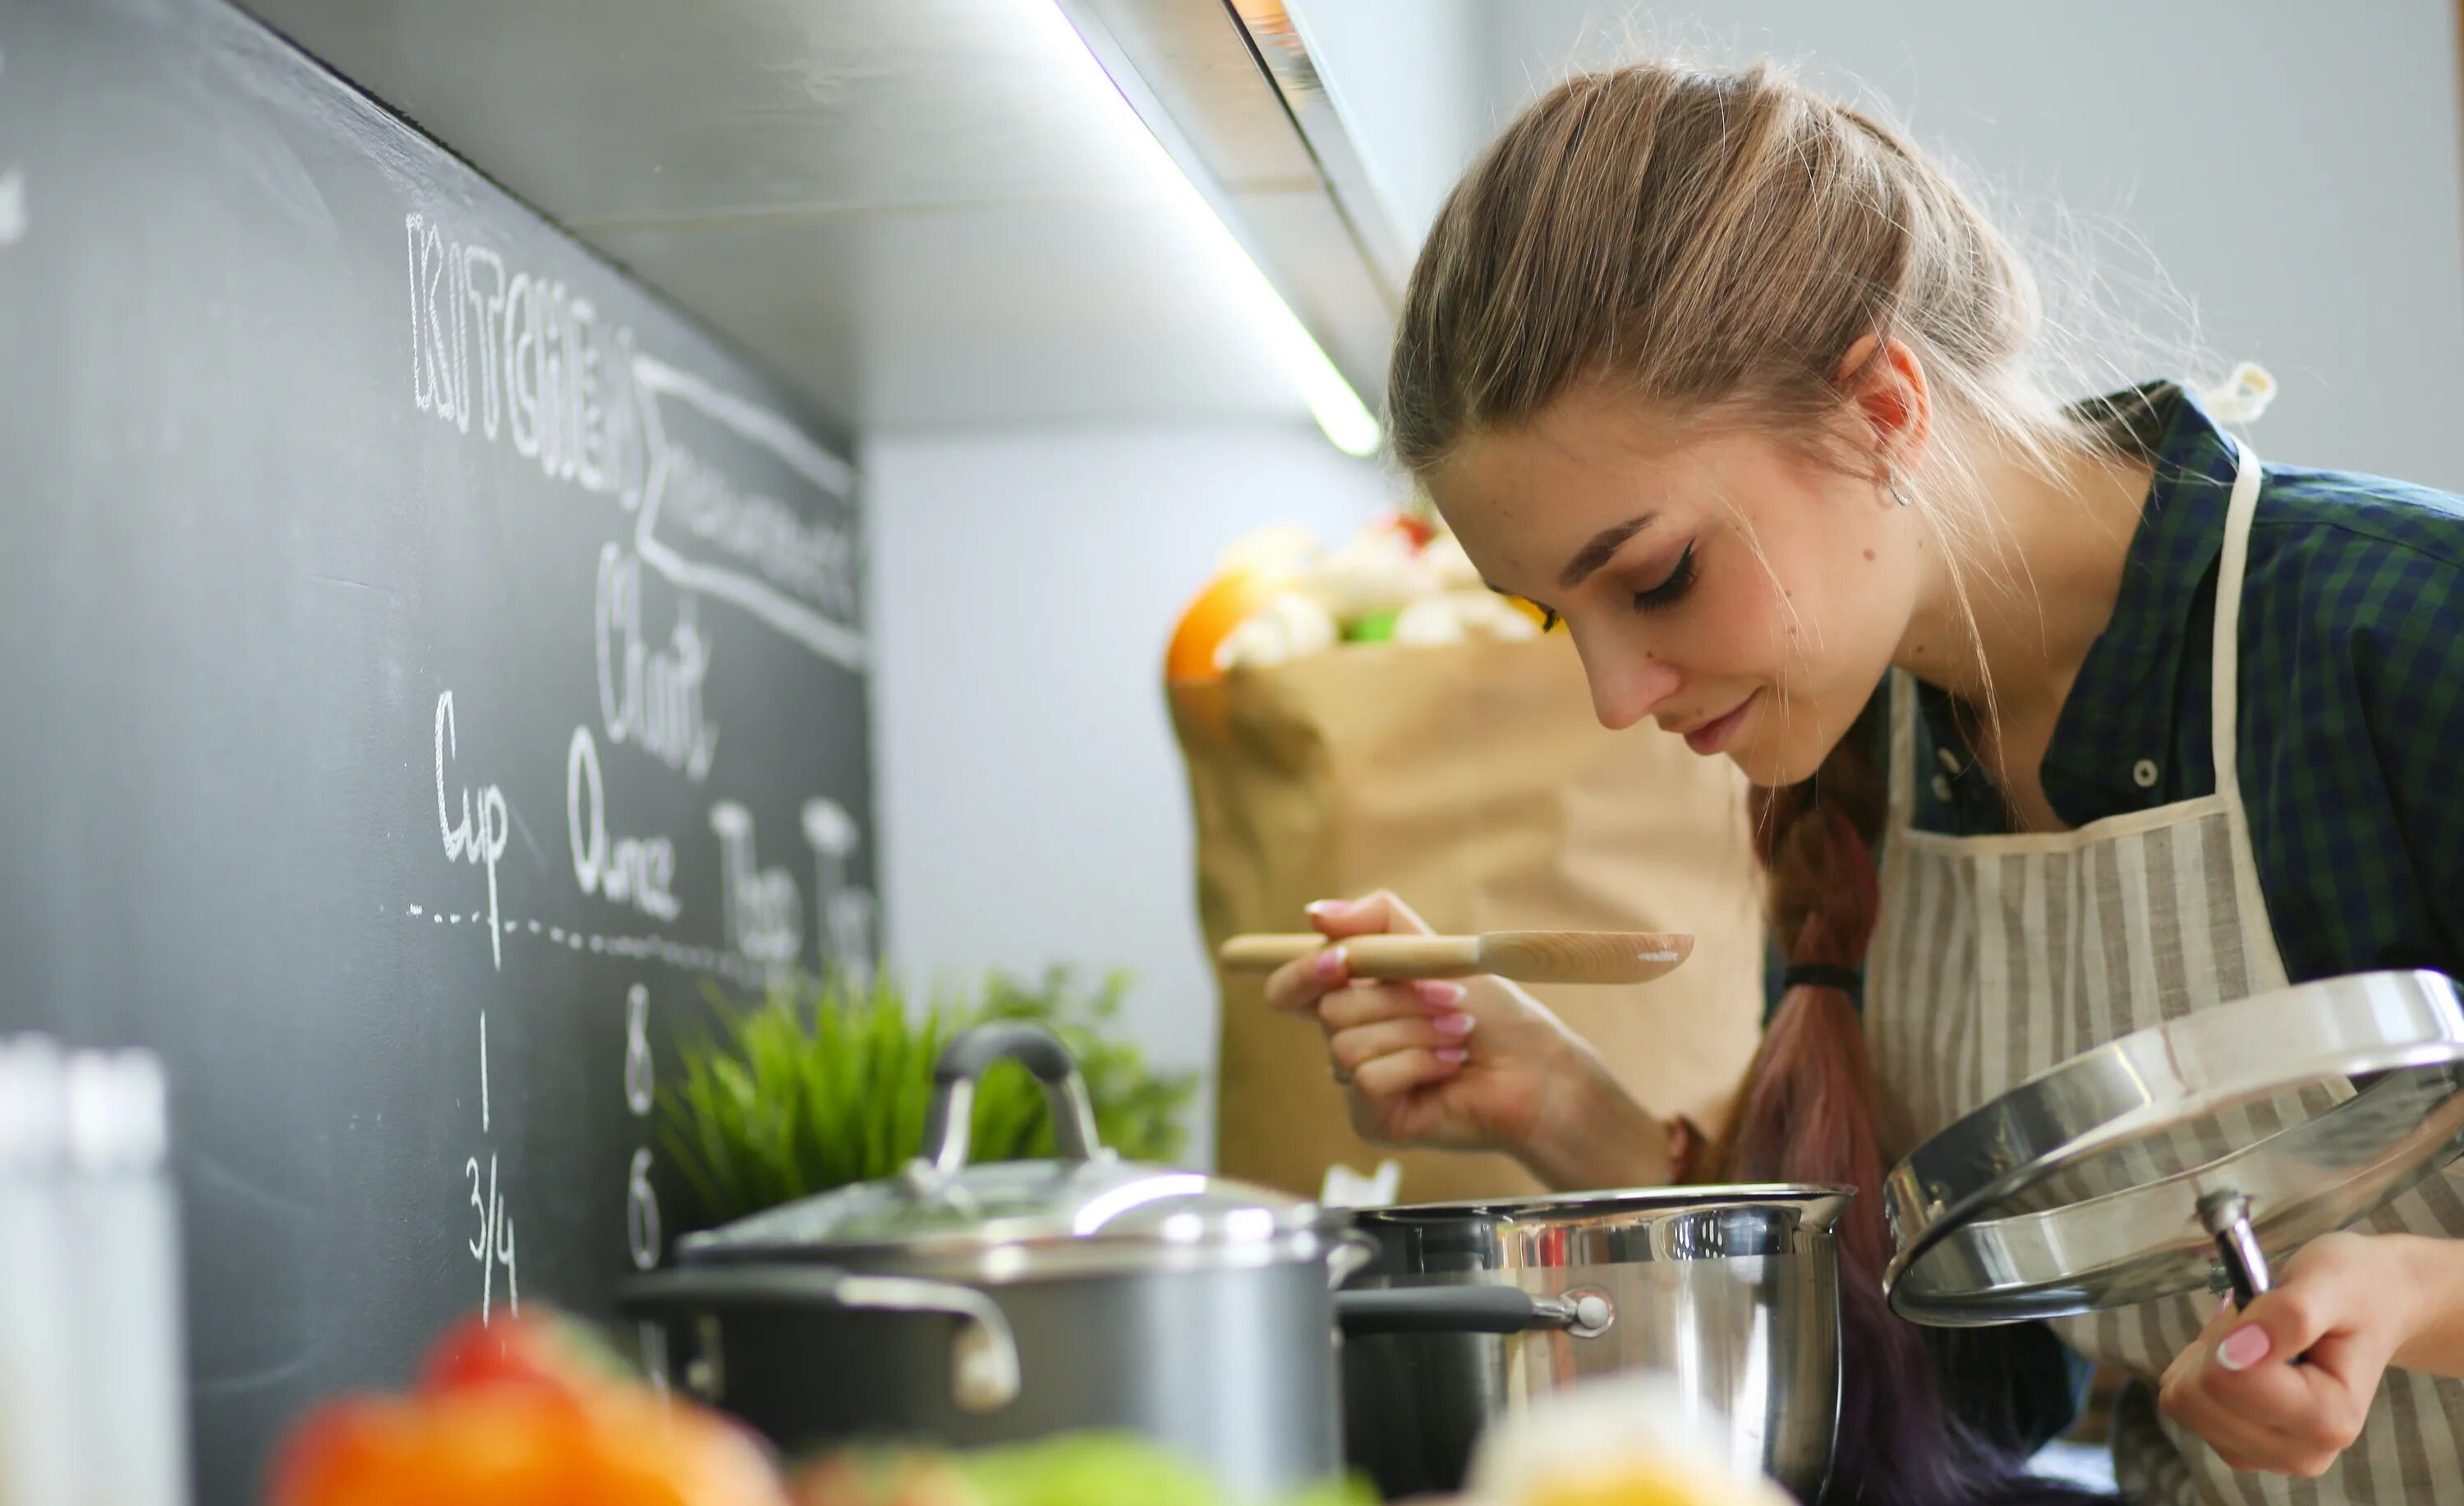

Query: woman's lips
[{"left": 1681, "top": 691, "right": 1759, "bottom": 756}]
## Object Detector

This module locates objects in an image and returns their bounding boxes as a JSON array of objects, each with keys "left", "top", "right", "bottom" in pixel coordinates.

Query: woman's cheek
[
  {"left": 1694, "top": 555, "right": 1800, "bottom": 684},
  {"left": 1721, "top": 578, "right": 1858, "bottom": 783}
]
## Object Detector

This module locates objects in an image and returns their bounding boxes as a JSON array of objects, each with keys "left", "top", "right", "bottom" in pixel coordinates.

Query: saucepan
[
  {"left": 1339, "top": 1184, "right": 1851, "bottom": 1502},
  {"left": 624, "top": 1024, "right": 1845, "bottom": 1502}
]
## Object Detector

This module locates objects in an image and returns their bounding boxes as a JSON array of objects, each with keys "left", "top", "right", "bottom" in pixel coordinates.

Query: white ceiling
[{"left": 240, "top": 0, "right": 1395, "bottom": 438}]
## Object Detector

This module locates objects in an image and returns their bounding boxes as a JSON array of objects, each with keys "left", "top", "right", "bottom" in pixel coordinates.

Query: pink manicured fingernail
[
  {"left": 1312, "top": 947, "right": 1348, "bottom": 981},
  {"left": 1414, "top": 980, "right": 1467, "bottom": 1008},
  {"left": 1434, "top": 1048, "right": 1469, "bottom": 1066},
  {"left": 1306, "top": 900, "right": 1353, "bottom": 920},
  {"left": 1435, "top": 1012, "right": 1476, "bottom": 1038},
  {"left": 2217, "top": 1326, "right": 2270, "bottom": 1371}
]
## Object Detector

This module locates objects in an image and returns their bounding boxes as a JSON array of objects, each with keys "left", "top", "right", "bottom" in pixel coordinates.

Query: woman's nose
[{"left": 1579, "top": 640, "right": 1685, "bottom": 731}]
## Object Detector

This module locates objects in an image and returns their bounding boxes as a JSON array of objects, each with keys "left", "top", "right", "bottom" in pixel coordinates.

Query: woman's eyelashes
[
  {"left": 1509, "top": 543, "right": 1693, "bottom": 629},
  {"left": 1630, "top": 541, "right": 1699, "bottom": 614}
]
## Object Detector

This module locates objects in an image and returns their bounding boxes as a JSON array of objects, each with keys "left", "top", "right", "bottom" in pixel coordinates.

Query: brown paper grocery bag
[{"left": 1171, "top": 634, "right": 1767, "bottom": 1203}]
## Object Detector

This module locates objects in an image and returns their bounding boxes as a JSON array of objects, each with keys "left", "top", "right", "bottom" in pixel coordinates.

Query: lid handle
[
  {"left": 2199, "top": 1190, "right": 2269, "bottom": 1307},
  {"left": 913, "top": 1023, "right": 1106, "bottom": 1179}
]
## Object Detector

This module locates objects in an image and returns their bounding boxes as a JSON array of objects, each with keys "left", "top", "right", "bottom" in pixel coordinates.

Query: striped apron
[{"left": 1863, "top": 437, "right": 2464, "bottom": 1503}]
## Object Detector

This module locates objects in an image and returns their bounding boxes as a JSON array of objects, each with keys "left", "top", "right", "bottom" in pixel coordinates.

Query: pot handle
[
  {"left": 1326, "top": 1229, "right": 1381, "bottom": 1291},
  {"left": 1336, "top": 1285, "right": 1612, "bottom": 1338},
  {"left": 913, "top": 1022, "right": 1105, "bottom": 1177},
  {"left": 622, "top": 1266, "right": 1022, "bottom": 1413}
]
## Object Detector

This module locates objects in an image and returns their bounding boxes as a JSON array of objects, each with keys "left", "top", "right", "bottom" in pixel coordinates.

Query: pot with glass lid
[{"left": 626, "top": 1022, "right": 1374, "bottom": 1498}]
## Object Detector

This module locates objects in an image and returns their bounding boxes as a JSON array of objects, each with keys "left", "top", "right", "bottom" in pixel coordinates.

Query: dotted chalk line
[{"left": 402, "top": 903, "right": 776, "bottom": 986}]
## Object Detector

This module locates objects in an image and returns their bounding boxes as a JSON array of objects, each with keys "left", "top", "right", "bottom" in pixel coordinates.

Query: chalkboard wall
[{"left": 0, "top": 0, "right": 876, "bottom": 1499}]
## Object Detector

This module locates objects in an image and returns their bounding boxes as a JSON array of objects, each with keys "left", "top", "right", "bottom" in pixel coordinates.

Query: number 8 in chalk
[{"left": 624, "top": 984, "right": 653, "bottom": 1117}]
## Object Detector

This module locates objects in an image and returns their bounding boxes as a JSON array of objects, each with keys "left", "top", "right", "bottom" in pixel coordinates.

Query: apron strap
[
  {"left": 2209, "top": 438, "right": 2264, "bottom": 798},
  {"left": 1884, "top": 423, "right": 2260, "bottom": 822}
]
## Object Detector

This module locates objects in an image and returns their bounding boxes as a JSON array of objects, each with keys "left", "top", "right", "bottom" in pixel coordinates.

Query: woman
[{"left": 1265, "top": 59, "right": 2464, "bottom": 1505}]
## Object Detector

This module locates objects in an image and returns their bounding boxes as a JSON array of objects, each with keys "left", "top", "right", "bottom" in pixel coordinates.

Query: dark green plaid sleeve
[{"left": 2241, "top": 471, "right": 2464, "bottom": 983}]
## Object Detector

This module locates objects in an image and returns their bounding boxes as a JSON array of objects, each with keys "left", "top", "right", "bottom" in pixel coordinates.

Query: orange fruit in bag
[{"left": 1165, "top": 566, "right": 1290, "bottom": 684}]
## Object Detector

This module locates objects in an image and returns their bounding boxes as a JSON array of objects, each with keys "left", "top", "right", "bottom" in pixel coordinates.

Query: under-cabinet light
[{"left": 1014, "top": 0, "right": 1384, "bottom": 458}]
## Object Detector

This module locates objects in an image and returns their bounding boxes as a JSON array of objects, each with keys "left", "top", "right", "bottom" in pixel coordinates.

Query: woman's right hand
[{"left": 1262, "top": 891, "right": 1666, "bottom": 1185}]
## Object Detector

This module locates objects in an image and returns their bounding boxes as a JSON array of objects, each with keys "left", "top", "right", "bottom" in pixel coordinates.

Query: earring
[{"left": 1887, "top": 476, "right": 1914, "bottom": 508}]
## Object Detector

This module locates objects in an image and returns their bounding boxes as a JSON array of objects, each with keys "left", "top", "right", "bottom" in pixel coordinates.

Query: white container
[
  {"left": 60, "top": 1050, "right": 190, "bottom": 1506},
  {"left": 0, "top": 1039, "right": 80, "bottom": 1506}
]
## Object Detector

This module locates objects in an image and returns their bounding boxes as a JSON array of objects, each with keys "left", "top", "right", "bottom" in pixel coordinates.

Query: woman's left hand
[{"left": 2158, "top": 1232, "right": 2425, "bottom": 1476}]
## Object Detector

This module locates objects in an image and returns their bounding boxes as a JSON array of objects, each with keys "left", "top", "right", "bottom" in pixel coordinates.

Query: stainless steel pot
[
  {"left": 1338, "top": 1186, "right": 1850, "bottom": 1502},
  {"left": 624, "top": 1024, "right": 1365, "bottom": 1501}
]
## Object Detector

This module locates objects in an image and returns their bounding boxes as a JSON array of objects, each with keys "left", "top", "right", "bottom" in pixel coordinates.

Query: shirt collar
[{"left": 2037, "top": 380, "right": 2245, "bottom": 822}]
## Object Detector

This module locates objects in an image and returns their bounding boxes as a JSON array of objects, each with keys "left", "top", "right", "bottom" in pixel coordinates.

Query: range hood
[{"left": 235, "top": 0, "right": 1409, "bottom": 446}]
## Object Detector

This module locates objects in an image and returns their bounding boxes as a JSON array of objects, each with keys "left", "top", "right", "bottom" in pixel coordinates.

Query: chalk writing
[
  {"left": 596, "top": 544, "right": 718, "bottom": 782},
  {"left": 568, "top": 726, "right": 681, "bottom": 920},
  {"left": 467, "top": 1013, "right": 518, "bottom": 1320},
  {"left": 405, "top": 210, "right": 643, "bottom": 505},
  {"left": 709, "top": 802, "right": 801, "bottom": 965},
  {"left": 434, "top": 691, "right": 509, "bottom": 968},
  {"left": 634, "top": 356, "right": 865, "bottom": 669},
  {"left": 623, "top": 981, "right": 661, "bottom": 1272},
  {"left": 401, "top": 905, "right": 778, "bottom": 987},
  {"left": 801, "top": 798, "right": 876, "bottom": 984},
  {"left": 624, "top": 983, "right": 654, "bottom": 1117},
  {"left": 386, "top": 193, "right": 876, "bottom": 1340},
  {"left": 626, "top": 1148, "right": 660, "bottom": 1272}
]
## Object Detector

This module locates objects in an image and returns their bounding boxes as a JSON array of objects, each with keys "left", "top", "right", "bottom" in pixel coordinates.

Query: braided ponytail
[
  {"left": 1707, "top": 690, "right": 2103, "bottom": 1504},
  {"left": 1713, "top": 690, "right": 1887, "bottom": 1252}
]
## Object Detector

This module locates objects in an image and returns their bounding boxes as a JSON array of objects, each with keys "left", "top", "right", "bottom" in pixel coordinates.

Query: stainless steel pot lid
[
  {"left": 677, "top": 1022, "right": 1335, "bottom": 1282},
  {"left": 1884, "top": 970, "right": 2464, "bottom": 1326}
]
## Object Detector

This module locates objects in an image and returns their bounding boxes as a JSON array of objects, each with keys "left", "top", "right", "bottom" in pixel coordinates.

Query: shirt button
[
  {"left": 2132, "top": 758, "right": 2160, "bottom": 790},
  {"left": 1936, "top": 748, "right": 1965, "bottom": 775},
  {"left": 1931, "top": 773, "right": 1954, "bottom": 802}
]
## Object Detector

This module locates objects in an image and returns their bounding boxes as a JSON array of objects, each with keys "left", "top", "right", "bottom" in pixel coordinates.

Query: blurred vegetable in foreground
[
  {"left": 1461, "top": 1372, "right": 1795, "bottom": 1506},
  {"left": 269, "top": 1315, "right": 1368, "bottom": 1506},
  {"left": 269, "top": 1310, "right": 787, "bottom": 1506},
  {"left": 660, "top": 965, "right": 1199, "bottom": 1228},
  {"left": 788, "top": 1435, "right": 1377, "bottom": 1506}
]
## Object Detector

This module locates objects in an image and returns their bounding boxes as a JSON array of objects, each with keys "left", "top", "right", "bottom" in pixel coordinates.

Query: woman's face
[{"left": 1430, "top": 382, "right": 1929, "bottom": 787}]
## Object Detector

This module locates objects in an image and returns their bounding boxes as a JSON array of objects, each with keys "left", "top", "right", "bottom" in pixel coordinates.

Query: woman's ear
[{"left": 1832, "top": 334, "right": 1932, "bottom": 480}]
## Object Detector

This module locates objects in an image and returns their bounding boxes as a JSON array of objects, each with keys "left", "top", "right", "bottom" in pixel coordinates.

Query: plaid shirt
[
  {"left": 1908, "top": 380, "right": 2464, "bottom": 987},
  {"left": 1883, "top": 383, "right": 2464, "bottom": 1456}
]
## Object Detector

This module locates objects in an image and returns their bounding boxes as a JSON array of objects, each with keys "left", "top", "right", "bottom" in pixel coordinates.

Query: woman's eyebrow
[{"left": 1559, "top": 513, "right": 1657, "bottom": 589}]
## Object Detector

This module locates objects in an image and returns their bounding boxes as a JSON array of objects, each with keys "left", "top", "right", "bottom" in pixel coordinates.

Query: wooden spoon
[{"left": 1216, "top": 930, "right": 1692, "bottom": 985}]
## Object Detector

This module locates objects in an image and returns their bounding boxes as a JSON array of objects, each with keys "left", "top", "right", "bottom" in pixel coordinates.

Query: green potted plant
[{"left": 660, "top": 965, "right": 1198, "bottom": 1229}]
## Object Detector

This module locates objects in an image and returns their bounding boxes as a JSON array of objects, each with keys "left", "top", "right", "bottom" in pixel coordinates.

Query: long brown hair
[{"left": 1390, "top": 61, "right": 2121, "bottom": 1504}]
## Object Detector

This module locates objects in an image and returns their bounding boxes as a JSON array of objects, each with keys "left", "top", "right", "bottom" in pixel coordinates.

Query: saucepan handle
[
  {"left": 1336, "top": 1284, "right": 1611, "bottom": 1337},
  {"left": 622, "top": 1266, "right": 1022, "bottom": 1412},
  {"left": 1326, "top": 1229, "right": 1381, "bottom": 1291}
]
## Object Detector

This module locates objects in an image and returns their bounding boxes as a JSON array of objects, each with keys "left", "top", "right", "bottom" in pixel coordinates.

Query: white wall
[
  {"left": 1474, "top": 0, "right": 2464, "bottom": 489},
  {"left": 864, "top": 424, "right": 1393, "bottom": 1167}
]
